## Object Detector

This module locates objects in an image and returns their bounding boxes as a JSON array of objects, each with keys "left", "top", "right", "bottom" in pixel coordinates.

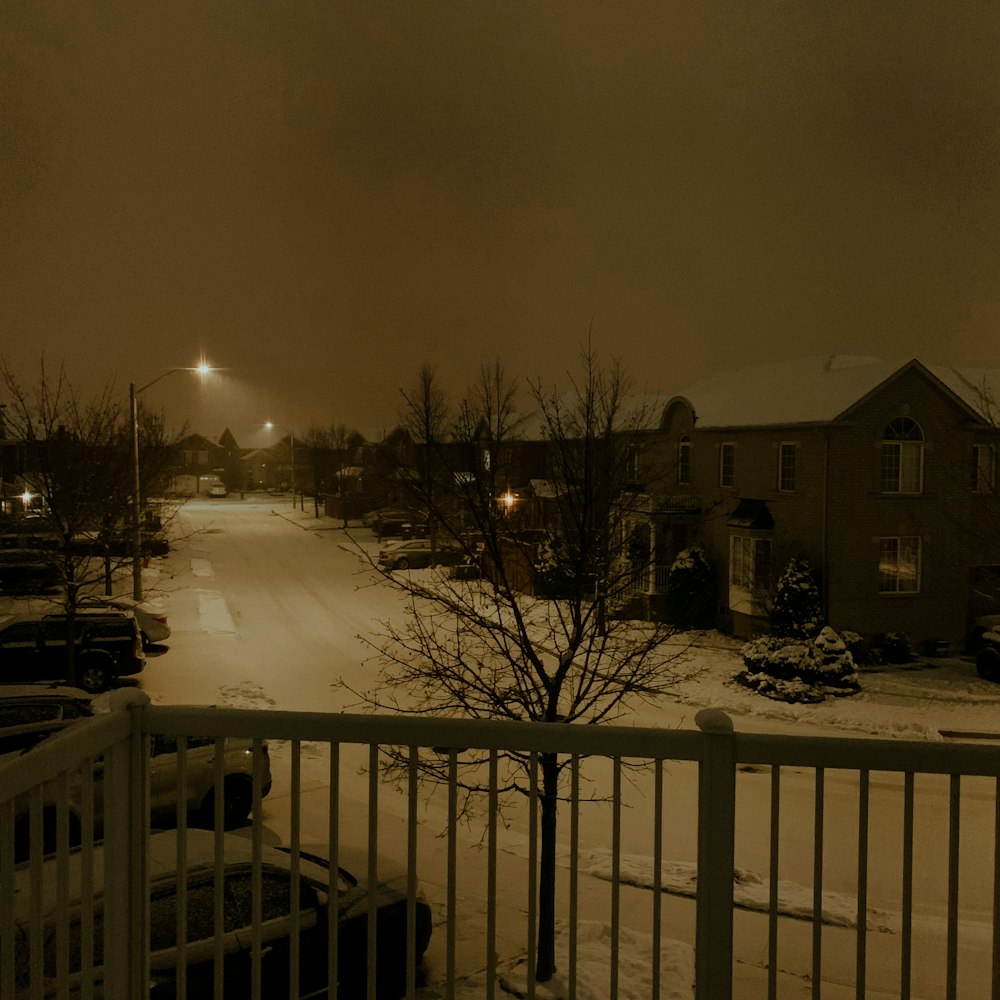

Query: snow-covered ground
[{"left": 8, "top": 500, "right": 997, "bottom": 999}]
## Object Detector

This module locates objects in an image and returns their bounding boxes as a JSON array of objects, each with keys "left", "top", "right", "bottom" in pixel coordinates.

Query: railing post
[
  {"left": 101, "top": 689, "right": 150, "bottom": 1000},
  {"left": 695, "top": 708, "right": 736, "bottom": 1000}
]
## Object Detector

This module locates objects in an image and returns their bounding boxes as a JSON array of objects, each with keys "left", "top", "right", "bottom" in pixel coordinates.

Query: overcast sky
[{"left": 2, "top": 2, "right": 997, "bottom": 445}]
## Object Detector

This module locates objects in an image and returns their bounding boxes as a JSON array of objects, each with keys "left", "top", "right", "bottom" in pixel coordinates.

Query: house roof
[{"left": 674, "top": 355, "right": 1000, "bottom": 429}]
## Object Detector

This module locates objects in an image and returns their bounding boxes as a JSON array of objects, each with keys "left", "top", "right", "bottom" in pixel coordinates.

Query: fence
[{"left": 2, "top": 692, "right": 999, "bottom": 999}]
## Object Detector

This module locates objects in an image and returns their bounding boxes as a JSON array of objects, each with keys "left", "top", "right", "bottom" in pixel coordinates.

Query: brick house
[{"left": 632, "top": 356, "right": 1000, "bottom": 651}]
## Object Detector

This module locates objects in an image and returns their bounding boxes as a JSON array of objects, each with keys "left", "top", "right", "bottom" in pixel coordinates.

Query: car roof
[
  {"left": 11, "top": 830, "right": 336, "bottom": 921},
  {"left": 9, "top": 831, "right": 415, "bottom": 918},
  {"left": 46, "top": 607, "right": 135, "bottom": 617},
  {"left": 0, "top": 683, "right": 93, "bottom": 702}
]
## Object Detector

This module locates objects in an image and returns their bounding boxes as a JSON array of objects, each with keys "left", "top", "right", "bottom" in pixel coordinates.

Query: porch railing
[{"left": 3, "top": 691, "right": 999, "bottom": 999}]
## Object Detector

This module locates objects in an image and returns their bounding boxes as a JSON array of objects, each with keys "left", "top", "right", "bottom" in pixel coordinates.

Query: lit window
[
  {"left": 878, "top": 536, "right": 921, "bottom": 593},
  {"left": 778, "top": 443, "right": 796, "bottom": 492},
  {"left": 719, "top": 443, "right": 735, "bottom": 488},
  {"left": 973, "top": 444, "right": 995, "bottom": 492},
  {"left": 729, "top": 534, "right": 771, "bottom": 614},
  {"left": 880, "top": 418, "right": 923, "bottom": 493},
  {"left": 677, "top": 436, "right": 691, "bottom": 486}
]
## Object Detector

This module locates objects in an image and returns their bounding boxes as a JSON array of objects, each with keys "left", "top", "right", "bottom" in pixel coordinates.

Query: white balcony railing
[{"left": 3, "top": 692, "right": 999, "bottom": 999}]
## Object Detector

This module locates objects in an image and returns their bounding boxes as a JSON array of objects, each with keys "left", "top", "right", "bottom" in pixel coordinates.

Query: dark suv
[{"left": 0, "top": 612, "right": 145, "bottom": 693}]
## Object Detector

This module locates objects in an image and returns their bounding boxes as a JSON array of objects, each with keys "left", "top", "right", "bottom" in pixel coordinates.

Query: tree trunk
[
  {"left": 65, "top": 581, "right": 79, "bottom": 688},
  {"left": 535, "top": 751, "right": 560, "bottom": 982}
]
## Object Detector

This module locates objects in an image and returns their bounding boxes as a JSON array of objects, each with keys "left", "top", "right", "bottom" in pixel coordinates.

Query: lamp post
[
  {"left": 264, "top": 422, "right": 297, "bottom": 507},
  {"left": 131, "top": 363, "right": 212, "bottom": 600}
]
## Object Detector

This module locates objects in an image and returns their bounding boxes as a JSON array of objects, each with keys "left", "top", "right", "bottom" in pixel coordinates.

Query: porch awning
[{"left": 727, "top": 498, "right": 774, "bottom": 530}]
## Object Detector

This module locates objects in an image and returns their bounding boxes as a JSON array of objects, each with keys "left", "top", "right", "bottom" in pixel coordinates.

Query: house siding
[{"left": 644, "top": 363, "right": 1000, "bottom": 649}]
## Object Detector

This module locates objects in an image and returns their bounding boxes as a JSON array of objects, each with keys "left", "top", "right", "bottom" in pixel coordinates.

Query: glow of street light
[{"left": 21, "top": 491, "right": 32, "bottom": 506}]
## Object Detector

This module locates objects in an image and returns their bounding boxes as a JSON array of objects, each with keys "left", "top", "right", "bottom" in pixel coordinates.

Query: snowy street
[{"left": 127, "top": 497, "right": 999, "bottom": 999}]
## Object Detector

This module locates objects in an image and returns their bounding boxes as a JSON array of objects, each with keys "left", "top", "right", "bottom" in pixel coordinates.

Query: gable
[
  {"left": 678, "top": 356, "right": 995, "bottom": 430},
  {"left": 837, "top": 360, "right": 992, "bottom": 428}
]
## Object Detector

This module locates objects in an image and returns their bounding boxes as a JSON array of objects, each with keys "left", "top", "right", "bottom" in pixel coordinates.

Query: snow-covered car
[
  {"left": 0, "top": 684, "right": 95, "bottom": 757},
  {"left": 207, "top": 483, "right": 228, "bottom": 498},
  {"left": 8, "top": 829, "right": 432, "bottom": 999},
  {"left": 378, "top": 538, "right": 463, "bottom": 571},
  {"left": 6, "top": 693, "right": 272, "bottom": 860},
  {"left": 78, "top": 595, "right": 170, "bottom": 646}
]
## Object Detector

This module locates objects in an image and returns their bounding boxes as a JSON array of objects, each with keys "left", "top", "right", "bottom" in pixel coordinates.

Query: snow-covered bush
[
  {"left": 665, "top": 544, "right": 716, "bottom": 628},
  {"left": 737, "top": 626, "right": 860, "bottom": 703},
  {"left": 769, "top": 556, "right": 823, "bottom": 639}
]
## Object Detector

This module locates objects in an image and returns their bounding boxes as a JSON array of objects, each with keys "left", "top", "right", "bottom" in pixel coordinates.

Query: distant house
[
  {"left": 170, "top": 433, "right": 229, "bottom": 495},
  {"left": 240, "top": 436, "right": 297, "bottom": 493},
  {"left": 627, "top": 356, "right": 1000, "bottom": 651}
]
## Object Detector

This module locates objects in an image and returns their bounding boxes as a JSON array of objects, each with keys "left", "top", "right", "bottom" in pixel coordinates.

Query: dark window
[
  {"left": 625, "top": 444, "right": 640, "bottom": 482},
  {"left": 973, "top": 444, "right": 995, "bottom": 492},
  {"left": 0, "top": 622, "right": 39, "bottom": 645},
  {"left": 730, "top": 535, "right": 771, "bottom": 591},
  {"left": 677, "top": 436, "right": 691, "bottom": 486},
  {"left": 880, "top": 418, "right": 923, "bottom": 493},
  {"left": 778, "top": 443, "right": 796, "bottom": 492},
  {"left": 719, "top": 443, "right": 735, "bottom": 488}
]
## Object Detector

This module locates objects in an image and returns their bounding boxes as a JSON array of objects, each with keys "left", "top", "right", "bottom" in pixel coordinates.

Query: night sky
[{"left": 3, "top": 3, "right": 998, "bottom": 445}]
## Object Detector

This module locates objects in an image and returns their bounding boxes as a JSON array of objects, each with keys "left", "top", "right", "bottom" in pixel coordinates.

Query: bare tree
[
  {"left": 326, "top": 422, "right": 361, "bottom": 527},
  {"left": 398, "top": 363, "right": 450, "bottom": 550},
  {"left": 344, "top": 349, "right": 688, "bottom": 983},
  {"left": 0, "top": 360, "right": 178, "bottom": 682},
  {"left": 301, "top": 425, "right": 331, "bottom": 518}
]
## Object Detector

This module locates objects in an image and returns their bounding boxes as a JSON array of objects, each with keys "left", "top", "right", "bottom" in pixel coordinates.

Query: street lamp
[{"left": 131, "top": 362, "right": 213, "bottom": 600}]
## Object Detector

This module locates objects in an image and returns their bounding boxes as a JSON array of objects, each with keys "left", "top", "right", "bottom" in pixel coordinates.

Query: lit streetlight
[{"left": 131, "top": 361, "right": 213, "bottom": 599}]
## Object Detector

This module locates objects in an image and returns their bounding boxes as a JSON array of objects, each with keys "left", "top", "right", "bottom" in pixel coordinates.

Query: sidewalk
[{"left": 269, "top": 504, "right": 351, "bottom": 532}]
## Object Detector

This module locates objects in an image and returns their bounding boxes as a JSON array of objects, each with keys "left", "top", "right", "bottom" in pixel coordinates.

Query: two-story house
[
  {"left": 170, "top": 433, "right": 230, "bottom": 495},
  {"left": 637, "top": 356, "right": 1000, "bottom": 650}
]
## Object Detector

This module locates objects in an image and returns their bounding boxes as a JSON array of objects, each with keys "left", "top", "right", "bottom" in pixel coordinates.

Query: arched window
[
  {"left": 677, "top": 435, "right": 691, "bottom": 485},
  {"left": 880, "top": 417, "right": 923, "bottom": 493}
]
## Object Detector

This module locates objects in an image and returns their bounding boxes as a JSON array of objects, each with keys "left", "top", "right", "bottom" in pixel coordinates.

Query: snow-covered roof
[{"left": 675, "top": 355, "right": 1000, "bottom": 429}]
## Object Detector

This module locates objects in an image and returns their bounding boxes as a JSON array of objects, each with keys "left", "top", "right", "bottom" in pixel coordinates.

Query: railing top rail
[
  {"left": 735, "top": 730, "right": 1000, "bottom": 777},
  {"left": 144, "top": 705, "right": 709, "bottom": 759},
  {"left": 145, "top": 704, "right": 1000, "bottom": 777}
]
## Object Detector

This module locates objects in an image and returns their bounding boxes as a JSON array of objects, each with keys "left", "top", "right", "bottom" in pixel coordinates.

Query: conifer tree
[{"left": 770, "top": 555, "right": 823, "bottom": 639}]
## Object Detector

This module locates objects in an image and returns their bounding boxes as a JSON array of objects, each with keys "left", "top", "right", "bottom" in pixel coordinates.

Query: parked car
[
  {"left": 7, "top": 828, "right": 432, "bottom": 999},
  {"left": 0, "top": 683, "right": 95, "bottom": 757},
  {"left": 77, "top": 596, "right": 170, "bottom": 647},
  {"left": 207, "top": 483, "right": 228, "bottom": 498},
  {"left": 378, "top": 537, "right": 463, "bottom": 571},
  {"left": 1, "top": 689, "right": 272, "bottom": 860},
  {"left": 0, "top": 559, "right": 60, "bottom": 595},
  {"left": 368, "top": 509, "right": 428, "bottom": 539},
  {"left": 0, "top": 611, "right": 145, "bottom": 693}
]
